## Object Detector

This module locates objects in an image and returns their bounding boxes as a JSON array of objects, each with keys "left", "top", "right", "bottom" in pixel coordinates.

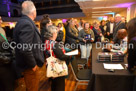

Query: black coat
[
  {"left": 106, "top": 22, "right": 115, "bottom": 34},
  {"left": 128, "top": 38, "right": 136, "bottom": 71},
  {"left": 99, "top": 26, "right": 105, "bottom": 35},
  {"left": 13, "top": 15, "right": 44, "bottom": 71},
  {"left": 56, "top": 30, "right": 64, "bottom": 42},
  {"left": 92, "top": 28, "right": 101, "bottom": 42},
  {"left": 113, "top": 21, "right": 126, "bottom": 42},
  {"left": 41, "top": 27, "right": 48, "bottom": 43},
  {"left": 65, "top": 26, "right": 79, "bottom": 45}
]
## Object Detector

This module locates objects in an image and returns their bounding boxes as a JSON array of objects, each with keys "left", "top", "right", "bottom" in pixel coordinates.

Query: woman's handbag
[
  {"left": 0, "top": 33, "right": 12, "bottom": 66},
  {"left": 46, "top": 45, "right": 68, "bottom": 78}
]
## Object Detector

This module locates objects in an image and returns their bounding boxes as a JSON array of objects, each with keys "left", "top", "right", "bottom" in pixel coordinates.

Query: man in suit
[
  {"left": 106, "top": 17, "right": 115, "bottom": 40},
  {"left": 13, "top": 1, "right": 44, "bottom": 91},
  {"left": 112, "top": 14, "right": 126, "bottom": 43}
]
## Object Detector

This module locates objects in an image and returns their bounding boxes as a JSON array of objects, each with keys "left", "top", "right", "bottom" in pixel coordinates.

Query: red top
[{"left": 45, "top": 40, "right": 65, "bottom": 58}]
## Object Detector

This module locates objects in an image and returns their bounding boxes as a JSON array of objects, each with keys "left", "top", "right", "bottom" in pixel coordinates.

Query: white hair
[
  {"left": 21, "top": 1, "right": 36, "bottom": 15},
  {"left": 115, "top": 14, "right": 122, "bottom": 18},
  {"left": 47, "top": 25, "right": 58, "bottom": 34},
  {"left": 45, "top": 25, "right": 58, "bottom": 39}
]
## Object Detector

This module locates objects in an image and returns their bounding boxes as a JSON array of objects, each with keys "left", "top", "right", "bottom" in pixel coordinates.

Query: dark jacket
[
  {"left": 41, "top": 27, "right": 48, "bottom": 43},
  {"left": 99, "top": 26, "right": 105, "bottom": 35},
  {"left": 92, "top": 28, "right": 102, "bottom": 42},
  {"left": 65, "top": 25, "right": 79, "bottom": 45},
  {"left": 45, "top": 40, "right": 71, "bottom": 62},
  {"left": 113, "top": 21, "right": 126, "bottom": 42},
  {"left": 128, "top": 38, "right": 136, "bottom": 72},
  {"left": 106, "top": 22, "right": 115, "bottom": 34},
  {"left": 13, "top": 15, "right": 44, "bottom": 71},
  {"left": 56, "top": 30, "right": 64, "bottom": 42}
]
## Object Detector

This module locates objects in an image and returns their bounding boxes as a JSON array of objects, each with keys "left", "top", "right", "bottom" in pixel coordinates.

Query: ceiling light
[
  {"left": 92, "top": 14, "right": 108, "bottom": 16},
  {"left": 114, "top": 2, "right": 135, "bottom": 8},
  {"left": 92, "top": 11, "right": 112, "bottom": 13},
  {"left": 75, "top": 0, "right": 103, "bottom": 2},
  {"left": 92, "top": 6, "right": 116, "bottom": 9}
]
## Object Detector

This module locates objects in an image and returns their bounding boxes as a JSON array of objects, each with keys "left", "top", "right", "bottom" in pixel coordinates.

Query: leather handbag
[
  {"left": 46, "top": 45, "right": 68, "bottom": 78},
  {"left": 0, "top": 52, "right": 11, "bottom": 65},
  {"left": 0, "top": 33, "right": 12, "bottom": 65}
]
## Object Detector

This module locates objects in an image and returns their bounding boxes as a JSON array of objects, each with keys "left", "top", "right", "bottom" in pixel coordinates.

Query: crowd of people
[{"left": 0, "top": 1, "right": 136, "bottom": 91}]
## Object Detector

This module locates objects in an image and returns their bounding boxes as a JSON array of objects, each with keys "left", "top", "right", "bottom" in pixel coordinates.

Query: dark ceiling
[
  {"left": 12, "top": 0, "right": 82, "bottom": 16},
  {"left": 35, "top": 0, "right": 82, "bottom": 15}
]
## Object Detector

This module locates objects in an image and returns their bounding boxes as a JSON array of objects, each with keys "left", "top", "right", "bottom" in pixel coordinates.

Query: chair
[
  {"left": 76, "top": 58, "right": 87, "bottom": 70},
  {"left": 70, "top": 58, "right": 92, "bottom": 91}
]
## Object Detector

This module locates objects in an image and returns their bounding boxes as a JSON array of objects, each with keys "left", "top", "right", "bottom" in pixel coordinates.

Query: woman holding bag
[
  {"left": 78, "top": 22, "right": 95, "bottom": 62},
  {"left": 44, "top": 25, "right": 72, "bottom": 91}
]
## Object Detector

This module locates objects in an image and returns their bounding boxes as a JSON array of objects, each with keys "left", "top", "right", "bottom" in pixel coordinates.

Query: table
[{"left": 87, "top": 44, "right": 135, "bottom": 91}]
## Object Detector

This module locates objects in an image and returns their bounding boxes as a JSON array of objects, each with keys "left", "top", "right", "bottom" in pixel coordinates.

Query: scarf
[{"left": 84, "top": 28, "right": 91, "bottom": 34}]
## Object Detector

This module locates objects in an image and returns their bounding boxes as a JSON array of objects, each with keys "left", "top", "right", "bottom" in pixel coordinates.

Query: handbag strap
[
  {"left": 49, "top": 44, "right": 53, "bottom": 57},
  {"left": 49, "top": 40, "right": 55, "bottom": 57},
  {"left": 0, "top": 33, "right": 8, "bottom": 42}
]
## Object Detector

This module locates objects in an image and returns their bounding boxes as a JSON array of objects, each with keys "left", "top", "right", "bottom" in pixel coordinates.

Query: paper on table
[
  {"left": 103, "top": 63, "right": 124, "bottom": 70},
  {"left": 65, "top": 49, "right": 78, "bottom": 56}
]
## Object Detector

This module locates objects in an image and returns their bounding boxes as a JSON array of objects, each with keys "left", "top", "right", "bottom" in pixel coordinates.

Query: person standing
[
  {"left": 113, "top": 14, "right": 126, "bottom": 43},
  {"left": 13, "top": 1, "right": 44, "bottom": 91},
  {"left": 44, "top": 25, "right": 72, "bottom": 91},
  {"left": 65, "top": 19, "right": 79, "bottom": 46},
  {"left": 0, "top": 21, "right": 14, "bottom": 91},
  {"left": 57, "top": 23, "right": 65, "bottom": 42},
  {"left": 0, "top": 16, "right": 6, "bottom": 38},
  {"left": 99, "top": 20, "right": 106, "bottom": 35},
  {"left": 78, "top": 22, "right": 94, "bottom": 62},
  {"left": 106, "top": 17, "right": 115, "bottom": 40},
  {"left": 127, "top": 18, "right": 136, "bottom": 91},
  {"left": 40, "top": 14, "right": 52, "bottom": 43},
  {"left": 92, "top": 21, "right": 102, "bottom": 42}
]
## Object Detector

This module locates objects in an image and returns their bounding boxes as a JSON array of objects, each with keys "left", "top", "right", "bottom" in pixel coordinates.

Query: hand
[
  {"left": 32, "top": 65, "right": 38, "bottom": 72},
  {"left": 107, "top": 32, "right": 110, "bottom": 36},
  {"left": 83, "top": 39, "right": 86, "bottom": 43},
  {"left": 99, "top": 33, "right": 102, "bottom": 37},
  {"left": 110, "top": 41, "right": 114, "bottom": 44},
  {"left": 106, "top": 45, "right": 111, "bottom": 51}
]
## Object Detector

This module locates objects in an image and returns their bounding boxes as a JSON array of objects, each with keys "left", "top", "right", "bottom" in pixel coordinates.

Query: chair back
[{"left": 70, "top": 58, "right": 79, "bottom": 80}]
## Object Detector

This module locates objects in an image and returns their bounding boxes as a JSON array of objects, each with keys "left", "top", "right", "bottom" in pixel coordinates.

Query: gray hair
[
  {"left": 93, "top": 21, "right": 99, "bottom": 27},
  {"left": 21, "top": 1, "right": 36, "bottom": 15},
  {"left": 44, "top": 25, "right": 58, "bottom": 39},
  {"left": 115, "top": 14, "right": 122, "bottom": 18}
]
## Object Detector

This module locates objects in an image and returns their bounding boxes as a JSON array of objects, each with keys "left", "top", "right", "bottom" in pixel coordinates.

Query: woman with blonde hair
[
  {"left": 92, "top": 21, "right": 103, "bottom": 42},
  {"left": 65, "top": 19, "right": 79, "bottom": 46},
  {"left": 78, "top": 22, "right": 95, "bottom": 62},
  {"left": 57, "top": 23, "right": 66, "bottom": 42}
]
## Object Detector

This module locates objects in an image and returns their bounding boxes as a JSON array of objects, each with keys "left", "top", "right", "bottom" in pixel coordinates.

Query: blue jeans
[{"left": 80, "top": 44, "right": 92, "bottom": 59}]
